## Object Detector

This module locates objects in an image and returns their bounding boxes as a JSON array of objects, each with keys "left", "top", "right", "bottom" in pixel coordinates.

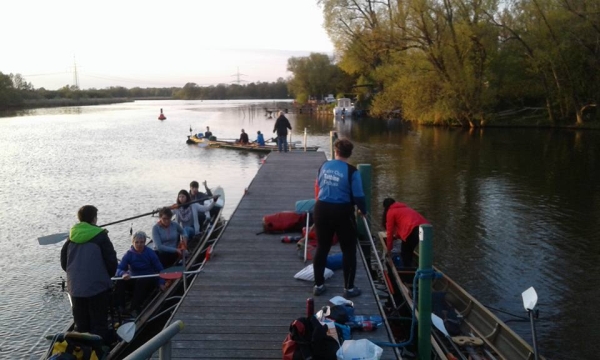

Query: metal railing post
[{"left": 123, "top": 320, "right": 184, "bottom": 360}]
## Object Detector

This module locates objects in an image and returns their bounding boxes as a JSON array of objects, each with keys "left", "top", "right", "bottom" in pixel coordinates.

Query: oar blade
[
  {"left": 117, "top": 322, "right": 136, "bottom": 342},
  {"left": 522, "top": 286, "right": 538, "bottom": 310},
  {"left": 160, "top": 266, "right": 184, "bottom": 280},
  {"left": 431, "top": 313, "right": 450, "bottom": 337},
  {"left": 38, "top": 233, "right": 69, "bottom": 245}
]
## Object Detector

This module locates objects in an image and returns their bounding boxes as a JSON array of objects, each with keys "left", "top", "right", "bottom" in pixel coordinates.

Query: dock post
[
  {"left": 417, "top": 224, "right": 433, "bottom": 359},
  {"left": 357, "top": 164, "right": 372, "bottom": 267},
  {"left": 304, "top": 127, "right": 307, "bottom": 152},
  {"left": 329, "top": 131, "right": 338, "bottom": 160}
]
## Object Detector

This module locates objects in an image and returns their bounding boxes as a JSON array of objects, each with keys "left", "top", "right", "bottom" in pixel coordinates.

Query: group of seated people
[
  {"left": 236, "top": 128, "right": 265, "bottom": 146},
  {"left": 198, "top": 126, "right": 265, "bottom": 146},
  {"left": 114, "top": 180, "right": 220, "bottom": 316}
]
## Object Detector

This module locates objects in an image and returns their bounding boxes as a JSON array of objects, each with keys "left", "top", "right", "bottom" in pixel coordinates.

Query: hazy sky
[{"left": 2, "top": 0, "right": 334, "bottom": 90}]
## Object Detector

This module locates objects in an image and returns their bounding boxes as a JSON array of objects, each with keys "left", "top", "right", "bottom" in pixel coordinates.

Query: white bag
[
  {"left": 294, "top": 264, "right": 333, "bottom": 281},
  {"left": 336, "top": 339, "right": 383, "bottom": 360}
]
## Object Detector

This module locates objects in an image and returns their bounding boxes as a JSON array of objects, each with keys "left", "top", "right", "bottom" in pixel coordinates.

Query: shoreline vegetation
[{"left": 4, "top": 0, "right": 600, "bottom": 131}]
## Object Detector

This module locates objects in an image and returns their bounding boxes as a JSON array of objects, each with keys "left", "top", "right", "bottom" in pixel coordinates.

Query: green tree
[
  {"left": 0, "top": 72, "right": 23, "bottom": 109},
  {"left": 287, "top": 52, "right": 352, "bottom": 102}
]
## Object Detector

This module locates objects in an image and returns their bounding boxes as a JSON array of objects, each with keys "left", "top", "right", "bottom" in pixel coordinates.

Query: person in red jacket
[{"left": 383, "top": 198, "right": 429, "bottom": 267}]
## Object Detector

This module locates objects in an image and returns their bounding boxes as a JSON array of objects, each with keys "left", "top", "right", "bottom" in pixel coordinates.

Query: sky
[{"left": 2, "top": 0, "right": 334, "bottom": 90}]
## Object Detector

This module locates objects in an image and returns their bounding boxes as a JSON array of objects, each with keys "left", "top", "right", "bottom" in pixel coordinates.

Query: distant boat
[
  {"left": 158, "top": 108, "right": 166, "bottom": 120},
  {"left": 333, "top": 98, "right": 354, "bottom": 117}
]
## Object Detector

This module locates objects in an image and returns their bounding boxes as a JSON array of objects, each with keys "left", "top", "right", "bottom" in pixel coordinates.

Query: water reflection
[{"left": 1, "top": 103, "right": 598, "bottom": 359}]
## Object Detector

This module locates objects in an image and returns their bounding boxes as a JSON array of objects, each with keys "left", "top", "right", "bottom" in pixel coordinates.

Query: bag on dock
[
  {"left": 282, "top": 316, "right": 339, "bottom": 360},
  {"left": 263, "top": 212, "right": 307, "bottom": 233}
]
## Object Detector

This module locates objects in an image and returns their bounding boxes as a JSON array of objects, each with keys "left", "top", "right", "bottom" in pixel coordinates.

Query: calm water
[{"left": 1, "top": 100, "right": 598, "bottom": 359}]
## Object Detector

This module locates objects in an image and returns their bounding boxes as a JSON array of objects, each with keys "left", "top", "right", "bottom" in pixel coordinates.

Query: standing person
[
  {"left": 312, "top": 139, "right": 366, "bottom": 298},
  {"left": 273, "top": 111, "right": 292, "bottom": 152},
  {"left": 60, "top": 205, "right": 118, "bottom": 342},
  {"left": 204, "top": 126, "right": 213, "bottom": 139},
  {"left": 152, "top": 207, "right": 189, "bottom": 267},
  {"left": 255, "top": 130, "right": 265, "bottom": 146},
  {"left": 382, "top": 198, "right": 429, "bottom": 267},
  {"left": 115, "top": 231, "right": 165, "bottom": 316},
  {"left": 173, "top": 189, "right": 217, "bottom": 238},
  {"left": 238, "top": 129, "right": 249, "bottom": 144}
]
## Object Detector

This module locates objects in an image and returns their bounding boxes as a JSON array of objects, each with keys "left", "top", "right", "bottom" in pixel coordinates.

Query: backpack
[
  {"left": 263, "top": 212, "right": 307, "bottom": 233},
  {"left": 282, "top": 316, "right": 339, "bottom": 360},
  {"left": 47, "top": 332, "right": 106, "bottom": 360}
]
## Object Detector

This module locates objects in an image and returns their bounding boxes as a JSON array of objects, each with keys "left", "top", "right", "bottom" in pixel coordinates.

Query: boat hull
[
  {"left": 377, "top": 231, "right": 543, "bottom": 360},
  {"left": 186, "top": 135, "right": 319, "bottom": 152}
]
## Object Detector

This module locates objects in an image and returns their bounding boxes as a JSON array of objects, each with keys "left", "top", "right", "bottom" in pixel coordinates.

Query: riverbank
[{"left": 22, "top": 98, "right": 134, "bottom": 109}]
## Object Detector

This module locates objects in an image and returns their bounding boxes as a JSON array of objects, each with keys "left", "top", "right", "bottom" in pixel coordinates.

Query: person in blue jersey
[
  {"left": 152, "top": 207, "right": 189, "bottom": 267},
  {"left": 115, "top": 231, "right": 165, "bottom": 315},
  {"left": 255, "top": 130, "right": 265, "bottom": 146},
  {"left": 312, "top": 138, "right": 367, "bottom": 298},
  {"left": 61, "top": 205, "right": 118, "bottom": 342}
]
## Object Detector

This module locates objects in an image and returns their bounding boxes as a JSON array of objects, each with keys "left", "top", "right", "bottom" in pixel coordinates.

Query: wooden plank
[{"left": 159, "top": 152, "right": 399, "bottom": 360}]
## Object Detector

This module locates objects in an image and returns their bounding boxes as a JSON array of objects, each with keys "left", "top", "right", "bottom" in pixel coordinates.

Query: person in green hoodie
[{"left": 61, "top": 205, "right": 118, "bottom": 342}]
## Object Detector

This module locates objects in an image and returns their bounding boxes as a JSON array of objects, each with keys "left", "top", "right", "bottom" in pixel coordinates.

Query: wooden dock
[{"left": 159, "top": 152, "right": 400, "bottom": 359}]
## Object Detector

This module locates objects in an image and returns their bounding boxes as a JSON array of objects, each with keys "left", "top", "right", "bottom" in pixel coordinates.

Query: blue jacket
[
  {"left": 256, "top": 133, "right": 265, "bottom": 146},
  {"left": 117, "top": 246, "right": 165, "bottom": 285}
]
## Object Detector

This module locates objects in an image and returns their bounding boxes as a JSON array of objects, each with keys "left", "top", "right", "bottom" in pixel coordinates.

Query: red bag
[{"left": 263, "top": 212, "right": 307, "bottom": 233}]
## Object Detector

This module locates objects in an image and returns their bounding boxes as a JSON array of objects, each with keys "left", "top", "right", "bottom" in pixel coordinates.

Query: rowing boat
[
  {"left": 377, "top": 231, "right": 545, "bottom": 360},
  {"left": 40, "top": 188, "right": 227, "bottom": 360},
  {"left": 186, "top": 135, "right": 320, "bottom": 152}
]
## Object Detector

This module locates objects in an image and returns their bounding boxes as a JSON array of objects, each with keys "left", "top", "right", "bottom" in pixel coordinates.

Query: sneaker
[
  {"left": 344, "top": 287, "right": 362, "bottom": 298},
  {"left": 313, "top": 284, "right": 326, "bottom": 296}
]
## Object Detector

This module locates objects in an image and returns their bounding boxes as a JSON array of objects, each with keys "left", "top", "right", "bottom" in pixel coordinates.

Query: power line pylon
[{"left": 231, "top": 67, "right": 247, "bottom": 85}]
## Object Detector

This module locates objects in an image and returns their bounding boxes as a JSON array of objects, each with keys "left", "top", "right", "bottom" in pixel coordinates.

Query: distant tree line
[
  {"left": 284, "top": 0, "right": 599, "bottom": 126},
  {"left": 0, "top": 71, "right": 291, "bottom": 110}
]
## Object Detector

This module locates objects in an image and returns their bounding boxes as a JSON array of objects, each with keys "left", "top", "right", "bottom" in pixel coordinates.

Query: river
[{"left": 0, "top": 100, "right": 597, "bottom": 359}]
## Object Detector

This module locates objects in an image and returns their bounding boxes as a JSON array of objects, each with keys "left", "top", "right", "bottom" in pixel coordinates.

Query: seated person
[
  {"left": 190, "top": 180, "right": 220, "bottom": 219},
  {"left": 152, "top": 207, "right": 189, "bottom": 267},
  {"left": 115, "top": 231, "right": 165, "bottom": 315},
  {"left": 204, "top": 126, "right": 213, "bottom": 139},
  {"left": 237, "top": 129, "right": 249, "bottom": 144},
  {"left": 173, "top": 189, "right": 217, "bottom": 239},
  {"left": 256, "top": 131, "right": 265, "bottom": 146}
]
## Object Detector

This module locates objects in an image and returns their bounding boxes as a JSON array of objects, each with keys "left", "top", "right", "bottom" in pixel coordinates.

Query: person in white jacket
[{"left": 173, "top": 189, "right": 217, "bottom": 239}]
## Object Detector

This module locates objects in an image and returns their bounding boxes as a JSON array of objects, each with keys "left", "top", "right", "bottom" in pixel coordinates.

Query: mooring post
[
  {"left": 418, "top": 224, "right": 433, "bottom": 359},
  {"left": 357, "top": 164, "right": 372, "bottom": 265},
  {"left": 329, "top": 131, "right": 335, "bottom": 160}
]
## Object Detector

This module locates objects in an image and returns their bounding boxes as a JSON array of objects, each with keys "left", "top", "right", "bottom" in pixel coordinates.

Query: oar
[
  {"left": 111, "top": 265, "right": 185, "bottom": 281},
  {"left": 38, "top": 196, "right": 213, "bottom": 245},
  {"left": 522, "top": 286, "right": 540, "bottom": 360},
  {"left": 117, "top": 321, "right": 136, "bottom": 342},
  {"left": 303, "top": 212, "right": 310, "bottom": 263},
  {"left": 431, "top": 313, "right": 468, "bottom": 360},
  {"left": 361, "top": 215, "right": 397, "bottom": 308}
]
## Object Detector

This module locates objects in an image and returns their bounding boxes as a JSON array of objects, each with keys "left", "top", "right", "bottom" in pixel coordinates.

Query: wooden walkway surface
[{"left": 160, "top": 152, "right": 399, "bottom": 359}]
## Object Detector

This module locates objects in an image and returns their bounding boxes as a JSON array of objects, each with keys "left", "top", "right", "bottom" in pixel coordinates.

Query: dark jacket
[
  {"left": 273, "top": 115, "right": 292, "bottom": 136},
  {"left": 61, "top": 222, "right": 118, "bottom": 298}
]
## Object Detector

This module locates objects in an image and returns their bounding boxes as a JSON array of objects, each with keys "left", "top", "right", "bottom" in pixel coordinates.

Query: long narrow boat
[
  {"left": 186, "top": 135, "right": 320, "bottom": 152},
  {"left": 377, "top": 231, "right": 544, "bottom": 360},
  {"left": 40, "top": 188, "right": 227, "bottom": 360}
]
